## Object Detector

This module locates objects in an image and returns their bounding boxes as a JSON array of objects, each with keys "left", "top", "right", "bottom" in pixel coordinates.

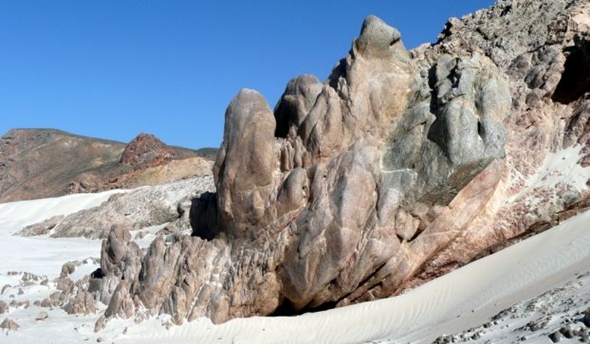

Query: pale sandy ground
[{"left": 0, "top": 177, "right": 589, "bottom": 343}]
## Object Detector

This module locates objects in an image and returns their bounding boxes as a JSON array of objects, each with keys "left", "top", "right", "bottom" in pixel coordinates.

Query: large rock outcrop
[
  {"left": 92, "top": 0, "right": 590, "bottom": 329},
  {"left": 120, "top": 133, "right": 179, "bottom": 166}
]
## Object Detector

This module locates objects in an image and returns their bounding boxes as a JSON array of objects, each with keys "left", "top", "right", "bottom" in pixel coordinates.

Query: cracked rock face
[{"left": 91, "top": 0, "right": 590, "bottom": 328}]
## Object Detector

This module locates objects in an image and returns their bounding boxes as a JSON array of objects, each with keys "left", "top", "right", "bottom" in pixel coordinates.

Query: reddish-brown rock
[{"left": 120, "top": 133, "right": 178, "bottom": 167}]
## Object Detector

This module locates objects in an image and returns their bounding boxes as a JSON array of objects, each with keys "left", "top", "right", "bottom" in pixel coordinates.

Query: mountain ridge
[{"left": 0, "top": 128, "right": 215, "bottom": 202}]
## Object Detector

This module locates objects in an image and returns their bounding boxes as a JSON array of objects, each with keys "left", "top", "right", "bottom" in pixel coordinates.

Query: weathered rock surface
[
  {"left": 0, "top": 129, "right": 214, "bottom": 202},
  {"left": 0, "top": 317, "right": 19, "bottom": 331},
  {"left": 120, "top": 133, "right": 178, "bottom": 166},
  {"left": 19, "top": 176, "right": 214, "bottom": 238},
  {"left": 91, "top": 0, "right": 590, "bottom": 329},
  {"left": 35, "top": 311, "right": 48, "bottom": 321},
  {"left": 64, "top": 290, "right": 96, "bottom": 315}
]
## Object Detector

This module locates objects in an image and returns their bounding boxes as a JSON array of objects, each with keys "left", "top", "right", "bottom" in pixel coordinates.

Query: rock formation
[
  {"left": 90, "top": 0, "right": 590, "bottom": 329},
  {"left": 0, "top": 129, "right": 214, "bottom": 202},
  {"left": 120, "top": 133, "right": 179, "bottom": 166},
  {"left": 19, "top": 176, "right": 214, "bottom": 238},
  {"left": 0, "top": 318, "right": 19, "bottom": 331}
]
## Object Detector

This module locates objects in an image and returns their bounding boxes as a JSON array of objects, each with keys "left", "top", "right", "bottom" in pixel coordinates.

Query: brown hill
[{"left": 0, "top": 129, "right": 214, "bottom": 202}]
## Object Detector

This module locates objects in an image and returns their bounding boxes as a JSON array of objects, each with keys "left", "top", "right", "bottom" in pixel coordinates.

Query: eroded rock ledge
[{"left": 88, "top": 0, "right": 590, "bottom": 329}]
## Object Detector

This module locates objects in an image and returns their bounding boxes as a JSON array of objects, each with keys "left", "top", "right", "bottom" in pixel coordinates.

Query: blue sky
[{"left": 0, "top": 1, "right": 496, "bottom": 149}]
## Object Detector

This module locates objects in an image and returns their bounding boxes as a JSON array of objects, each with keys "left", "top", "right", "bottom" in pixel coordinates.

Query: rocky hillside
[
  {"left": 50, "top": 0, "right": 590, "bottom": 330},
  {"left": 18, "top": 176, "right": 214, "bottom": 239},
  {"left": 0, "top": 129, "right": 214, "bottom": 202}
]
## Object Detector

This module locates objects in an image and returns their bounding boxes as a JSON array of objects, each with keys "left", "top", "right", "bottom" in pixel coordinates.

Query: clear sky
[{"left": 0, "top": 1, "right": 496, "bottom": 149}]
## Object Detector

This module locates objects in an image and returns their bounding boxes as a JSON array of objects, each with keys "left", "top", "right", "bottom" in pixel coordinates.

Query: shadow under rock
[{"left": 190, "top": 191, "right": 219, "bottom": 241}]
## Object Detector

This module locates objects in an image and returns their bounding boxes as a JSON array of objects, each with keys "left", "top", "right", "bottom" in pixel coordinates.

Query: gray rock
[
  {"left": 383, "top": 52, "right": 509, "bottom": 206},
  {"left": 35, "top": 311, "right": 48, "bottom": 321},
  {"left": 40, "top": 291, "right": 63, "bottom": 308},
  {"left": 274, "top": 75, "right": 323, "bottom": 139},
  {"left": 550, "top": 330, "right": 562, "bottom": 343},
  {"left": 213, "top": 89, "right": 277, "bottom": 238},
  {"left": 17, "top": 300, "right": 29, "bottom": 309},
  {"left": 560, "top": 326, "right": 575, "bottom": 339},
  {"left": 157, "top": 223, "right": 179, "bottom": 235},
  {"left": 0, "top": 318, "right": 19, "bottom": 331},
  {"left": 64, "top": 290, "right": 96, "bottom": 315},
  {"left": 355, "top": 16, "right": 402, "bottom": 59},
  {"left": 56, "top": 277, "right": 74, "bottom": 294}
]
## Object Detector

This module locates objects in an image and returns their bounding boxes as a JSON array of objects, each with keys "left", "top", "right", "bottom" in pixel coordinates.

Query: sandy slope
[
  {"left": 0, "top": 188, "right": 589, "bottom": 343},
  {"left": 0, "top": 190, "right": 125, "bottom": 277},
  {"left": 0, "top": 191, "right": 125, "bottom": 343}
]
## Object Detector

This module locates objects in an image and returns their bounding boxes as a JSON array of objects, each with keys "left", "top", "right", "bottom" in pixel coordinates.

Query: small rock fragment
[
  {"left": 17, "top": 300, "right": 30, "bottom": 309},
  {"left": 560, "top": 326, "right": 575, "bottom": 338},
  {"left": 549, "top": 330, "right": 562, "bottom": 343},
  {"left": 64, "top": 290, "right": 96, "bottom": 315},
  {"left": 0, "top": 317, "right": 20, "bottom": 331},
  {"left": 36, "top": 311, "right": 49, "bottom": 321}
]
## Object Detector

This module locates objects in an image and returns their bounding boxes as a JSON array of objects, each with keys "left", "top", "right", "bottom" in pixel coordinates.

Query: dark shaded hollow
[
  {"left": 552, "top": 39, "right": 590, "bottom": 104},
  {"left": 190, "top": 192, "right": 219, "bottom": 241},
  {"left": 90, "top": 268, "right": 103, "bottom": 279},
  {"left": 269, "top": 299, "right": 339, "bottom": 317}
]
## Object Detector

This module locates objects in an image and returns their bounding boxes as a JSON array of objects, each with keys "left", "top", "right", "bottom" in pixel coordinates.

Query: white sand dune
[
  {"left": 0, "top": 190, "right": 124, "bottom": 278},
  {"left": 0, "top": 190, "right": 589, "bottom": 343},
  {"left": 0, "top": 190, "right": 125, "bottom": 232}
]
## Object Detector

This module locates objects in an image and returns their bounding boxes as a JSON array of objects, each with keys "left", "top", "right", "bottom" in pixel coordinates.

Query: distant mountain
[{"left": 0, "top": 129, "right": 215, "bottom": 202}]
